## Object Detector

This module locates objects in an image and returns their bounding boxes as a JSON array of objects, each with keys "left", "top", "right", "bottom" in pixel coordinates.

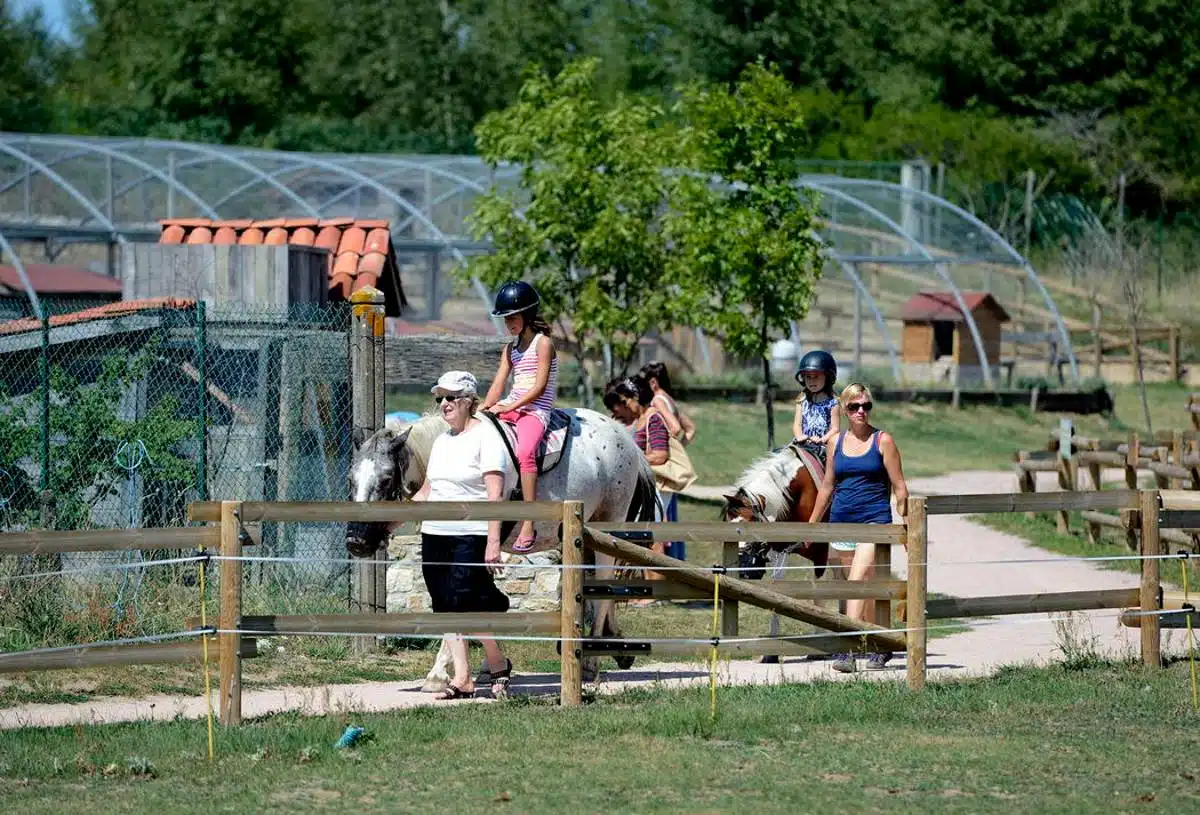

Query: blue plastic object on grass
[
  {"left": 386, "top": 411, "right": 421, "bottom": 426},
  {"left": 335, "top": 725, "right": 366, "bottom": 749}
]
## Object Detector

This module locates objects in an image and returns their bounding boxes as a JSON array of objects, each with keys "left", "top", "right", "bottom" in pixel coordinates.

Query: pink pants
[{"left": 499, "top": 411, "right": 546, "bottom": 474}]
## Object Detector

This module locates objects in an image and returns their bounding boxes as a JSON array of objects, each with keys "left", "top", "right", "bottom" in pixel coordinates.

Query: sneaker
[
  {"left": 831, "top": 653, "right": 857, "bottom": 674},
  {"left": 865, "top": 652, "right": 893, "bottom": 671}
]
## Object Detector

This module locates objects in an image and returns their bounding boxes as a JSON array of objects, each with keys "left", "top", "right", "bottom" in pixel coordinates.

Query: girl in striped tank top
[{"left": 482, "top": 281, "right": 559, "bottom": 552}]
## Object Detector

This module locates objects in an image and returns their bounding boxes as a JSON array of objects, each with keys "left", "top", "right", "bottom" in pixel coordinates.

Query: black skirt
[{"left": 421, "top": 533, "right": 510, "bottom": 614}]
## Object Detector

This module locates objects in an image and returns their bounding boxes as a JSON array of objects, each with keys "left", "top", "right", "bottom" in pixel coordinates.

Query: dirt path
[{"left": 0, "top": 471, "right": 1150, "bottom": 730}]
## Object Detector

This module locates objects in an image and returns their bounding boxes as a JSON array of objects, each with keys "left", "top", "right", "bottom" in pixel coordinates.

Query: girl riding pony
[
  {"left": 791, "top": 349, "right": 840, "bottom": 465},
  {"left": 481, "top": 281, "right": 558, "bottom": 553}
]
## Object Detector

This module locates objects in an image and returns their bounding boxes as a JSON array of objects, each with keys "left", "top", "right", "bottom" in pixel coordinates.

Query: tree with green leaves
[
  {"left": 462, "top": 58, "right": 691, "bottom": 386},
  {"left": 668, "top": 63, "right": 825, "bottom": 448}
]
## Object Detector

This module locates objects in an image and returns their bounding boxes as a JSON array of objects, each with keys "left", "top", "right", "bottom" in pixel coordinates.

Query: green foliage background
[{"left": 3, "top": 0, "right": 1199, "bottom": 218}]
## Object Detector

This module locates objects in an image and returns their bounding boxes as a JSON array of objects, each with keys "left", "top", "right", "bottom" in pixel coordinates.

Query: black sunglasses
[
  {"left": 434, "top": 394, "right": 468, "bottom": 404},
  {"left": 846, "top": 401, "right": 873, "bottom": 413}
]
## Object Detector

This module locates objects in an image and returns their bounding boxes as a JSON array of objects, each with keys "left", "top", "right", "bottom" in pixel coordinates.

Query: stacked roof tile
[{"left": 158, "top": 217, "right": 398, "bottom": 301}]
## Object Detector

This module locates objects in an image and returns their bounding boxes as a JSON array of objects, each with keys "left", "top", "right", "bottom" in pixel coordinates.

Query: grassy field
[{"left": 0, "top": 662, "right": 1197, "bottom": 813}]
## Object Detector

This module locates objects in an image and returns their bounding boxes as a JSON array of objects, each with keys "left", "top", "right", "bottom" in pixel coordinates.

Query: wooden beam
[
  {"left": 583, "top": 578, "right": 906, "bottom": 601},
  {"left": 560, "top": 501, "right": 584, "bottom": 707},
  {"left": 906, "top": 497, "right": 928, "bottom": 692},
  {"left": 1140, "top": 490, "right": 1161, "bottom": 668},
  {"left": 583, "top": 527, "right": 906, "bottom": 654},
  {"left": 1160, "top": 491, "right": 1200, "bottom": 511},
  {"left": 0, "top": 637, "right": 254, "bottom": 674},
  {"left": 0, "top": 526, "right": 217, "bottom": 556},
  {"left": 188, "top": 499, "right": 564, "bottom": 523},
  {"left": 926, "top": 588, "right": 1139, "bottom": 619},
  {"left": 587, "top": 638, "right": 838, "bottom": 659},
  {"left": 924, "top": 489, "right": 1139, "bottom": 515},
  {"left": 219, "top": 501, "right": 242, "bottom": 726},
  {"left": 238, "top": 612, "right": 561, "bottom": 636},
  {"left": 591, "top": 521, "right": 906, "bottom": 546}
]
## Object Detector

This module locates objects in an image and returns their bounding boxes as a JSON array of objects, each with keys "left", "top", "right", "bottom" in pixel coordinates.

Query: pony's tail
[{"left": 627, "top": 461, "right": 661, "bottom": 522}]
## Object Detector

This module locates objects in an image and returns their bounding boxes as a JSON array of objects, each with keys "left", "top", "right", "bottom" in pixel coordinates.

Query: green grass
[{"left": 0, "top": 663, "right": 1197, "bottom": 813}]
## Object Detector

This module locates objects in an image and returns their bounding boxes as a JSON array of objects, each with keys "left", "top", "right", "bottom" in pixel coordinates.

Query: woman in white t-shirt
[{"left": 412, "top": 370, "right": 513, "bottom": 700}]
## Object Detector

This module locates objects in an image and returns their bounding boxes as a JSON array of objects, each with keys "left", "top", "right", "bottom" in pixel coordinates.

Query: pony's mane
[
  {"left": 732, "top": 449, "right": 803, "bottom": 521},
  {"left": 384, "top": 412, "right": 448, "bottom": 478}
]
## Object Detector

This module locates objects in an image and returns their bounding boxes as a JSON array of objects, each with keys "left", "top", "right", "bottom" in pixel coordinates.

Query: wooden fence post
[
  {"left": 560, "top": 501, "right": 584, "bottom": 707},
  {"left": 1139, "top": 490, "right": 1161, "bottom": 669},
  {"left": 350, "top": 286, "right": 387, "bottom": 652},
  {"left": 874, "top": 539, "right": 894, "bottom": 630},
  {"left": 1168, "top": 325, "right": 1180, "bottom": 383},
  {"left": 721, "top": 541, "right": 739, "bottom": 637},
  {"left": 219, "top": 501, "right": 243, "bottom": 725},
  {"left": 906, "top": 497, "right": 928, "bottom": 691}
]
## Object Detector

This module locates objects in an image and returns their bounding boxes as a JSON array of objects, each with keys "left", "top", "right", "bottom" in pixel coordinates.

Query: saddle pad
[
  {"left": 494, "top": 409, "right": 572, "bottom": 475},
  {"left": 793, "top": 444, "right": 824, "bottom": 488}
]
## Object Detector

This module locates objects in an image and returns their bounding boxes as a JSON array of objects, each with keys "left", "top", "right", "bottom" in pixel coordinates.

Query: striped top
[
  {"left": 506, "top": 334, "right": 558, "bottom": 426},
  {"left": 634, "top": 412, "right": 670, "bottom": 455}
]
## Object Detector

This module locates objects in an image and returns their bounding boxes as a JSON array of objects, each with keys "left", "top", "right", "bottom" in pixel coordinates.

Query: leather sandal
[
  {"left": 433, "top": 683, "right": 473, "bottom": 701},
  {"left": 512, "top": 535, "right": 536, "bottom": 553}
]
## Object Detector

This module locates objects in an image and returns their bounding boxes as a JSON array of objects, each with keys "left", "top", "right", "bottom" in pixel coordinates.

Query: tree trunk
[
  {"left": 761, "top": 311, "right": 775, "bottom": 450},
  {"left": 1129, "top": 320, "right": 1153, "bottom": 435}
]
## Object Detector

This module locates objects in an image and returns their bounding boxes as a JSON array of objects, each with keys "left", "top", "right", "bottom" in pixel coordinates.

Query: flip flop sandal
[
  {"left": 433, "top": 683, "right": 474, "bottom": 701},
  {"left": 512, "top": 536, "right": 537, "bottom": 554},
  {"left": 475, "top": 657, "right": 512, "bottom": 685}
]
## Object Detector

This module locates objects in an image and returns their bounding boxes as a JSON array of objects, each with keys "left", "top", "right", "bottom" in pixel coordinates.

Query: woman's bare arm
[
  {"left": 481, "top": 345, "right": 512, "bottom": 410},
  {"left": 879, "top": 432, "right": 909, "bottom": 517},
  {"left": 792, "top": 403, "right": 805, "bottom": 441},
  {"left": 806, "top": 436, "right": 839, "bottom": 523},
  {"left": 483, "top": 471, "right": 505, "bottom": 559},
  {"left": 653, "top": 393, "right": 684, "bottom": 438}
]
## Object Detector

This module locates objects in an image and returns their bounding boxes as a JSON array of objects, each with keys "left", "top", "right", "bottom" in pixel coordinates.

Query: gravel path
[{"left": 0, "top": 470, "right": 1149, "bottom": 730}]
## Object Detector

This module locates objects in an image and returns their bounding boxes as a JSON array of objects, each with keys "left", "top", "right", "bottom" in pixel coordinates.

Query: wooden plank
[
  {"left": 187, "top": 500, "right": 565, "bottom": 523},
  {"left": 0, "top": 637, "right": 254, "bottom": 674},
  {"left": 560, "top": 501, "right": 584, "bottom": 707},
  {"left": 0, "top": 526, "right": 217, "bottom": 555},
  {"left": 1160, "top": 491, "right": 1200, "bottom": 511},
  {"left": 906, "top": 497, "right": 928, "bottom": 691},
  {"left": 219, "top": 501, "right": 242, "bottom": 726},
  {"left": 1140, "top": 490, "right": 1161, "bottom": 668},
  {"left": 592, "top": 521, "right": 906, "bottom": 546},
  {"left": 1120, "top": 608, "right": 1200, "bottom": 629},
  {"left": 1158, "top": 510, "right": 1200, "bottom": 529},
  {"left": 583, "top": 527, "right": 906, "bottom": 653},
  {"left": 924, "top": 490, "right": 1139, "bottom": 515},
  {"left": 721, "top": 541, "right": 739, "bottom": 636},
  {"left": 583, "top": 578, "right": 906, "bottom": 601},
  {"left": 587, "top": 638, "right": 838, "bottom": 659},
  {"left": 926, "top": 588, "right": 1139, "bottom": 619},
  {"left": 1014, "top": 458, "right": 1060, "bottom": 472},
  {"left": 238, "top": 612, "right": 560, "bottom": 636}
]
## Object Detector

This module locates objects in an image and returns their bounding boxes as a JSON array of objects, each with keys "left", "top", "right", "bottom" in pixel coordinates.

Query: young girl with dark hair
[{"left": 481, "top": 281, "right": 558, "bottom": 553}]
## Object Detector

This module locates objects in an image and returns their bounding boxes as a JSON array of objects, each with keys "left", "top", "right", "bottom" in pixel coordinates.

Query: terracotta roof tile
[
  {"left": 157, "top": 218, "right": 404, "bottom": 312},
  {"left": 0, "top": 297, "right": 194, "bottom": 336},
  {"left": 289, "top": 227, "right": 316, "bottom": 246},
  {"left": 186, "top": 227, "right": 213, "bottom": 244}
]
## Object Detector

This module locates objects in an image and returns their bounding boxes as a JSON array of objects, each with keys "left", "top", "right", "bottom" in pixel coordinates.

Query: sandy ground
[{"left": 0, "top": 470, "right": 1156, "bottom": 731}]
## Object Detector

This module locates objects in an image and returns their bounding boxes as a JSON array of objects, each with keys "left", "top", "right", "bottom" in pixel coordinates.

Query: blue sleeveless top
[
  {"left": 800, "top": 396, "right": 835, "bottom": 438},
  {"left": 829, "top": 431, "right": 892, "bottom": 524}
]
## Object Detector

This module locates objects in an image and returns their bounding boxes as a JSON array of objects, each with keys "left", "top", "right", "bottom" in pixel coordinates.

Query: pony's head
[
  {"left": 722, "top": 487, "right": 770, "bottom": 580},
  {"left": 345, "top": 426, "right": 419, "bottom": 557}
]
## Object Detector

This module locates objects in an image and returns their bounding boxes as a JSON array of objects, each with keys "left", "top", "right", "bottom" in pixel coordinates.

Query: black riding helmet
[
  {"left": 795, "top": 349, "right": 837, "bottom": 389},
  {"left": 491, "top": 280, "right": 540, "bottom": 317}
]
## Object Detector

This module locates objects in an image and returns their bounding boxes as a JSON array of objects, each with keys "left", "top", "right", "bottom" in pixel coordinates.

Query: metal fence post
[{"left": 39, "top": 313, "right": 50, "bottom": 495}]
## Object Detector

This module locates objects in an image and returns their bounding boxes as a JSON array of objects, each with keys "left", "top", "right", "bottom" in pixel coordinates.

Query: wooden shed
[{"left": 901, "top": 291, "right": 1010, "bottom": 367}]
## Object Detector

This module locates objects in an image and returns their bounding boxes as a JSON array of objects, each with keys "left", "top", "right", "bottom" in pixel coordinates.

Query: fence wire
[{"left": 0, "top": 302, "right": 354, "bottom": 651}]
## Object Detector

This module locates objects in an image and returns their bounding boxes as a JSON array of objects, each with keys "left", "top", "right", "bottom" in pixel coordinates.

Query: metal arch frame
[
  {"left": 23, "top": 136, "right": 221, "bottom": 221},
  {"left": 802, "top": 180, "right": 997, "bottom": 390},
  {"left": 0, "top": 136, "right": 145, "bottom": 199},
  {"left": 0, "top": 227, "right": 43, "bottom": 320},
  {"left": 806, "top": 176, "right": 1080, "bottom": 382},
  {"left": 205, "top": 161, "right": 324, "bottom": 216},
  {"left": 0, "top": 141, "right": 129, "bottom": 246},
  {"left": 106, "top": 139, "right": 329, "bottom": 218}
]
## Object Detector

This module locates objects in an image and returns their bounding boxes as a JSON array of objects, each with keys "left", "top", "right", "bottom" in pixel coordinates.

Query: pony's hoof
[{"left": 421, "top": 677, "right": 450, "bottom": 693}]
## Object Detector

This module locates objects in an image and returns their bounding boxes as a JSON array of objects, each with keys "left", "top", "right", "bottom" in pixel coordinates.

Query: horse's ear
[
  {"left": 386, "top": 426, "right": 412, "bottom": 454},
  {"left": 352, "top": 427, "right": 370, "bottom": 449},
  {"left": 722, "top": 493, "right": 740, "bottom": 506}
]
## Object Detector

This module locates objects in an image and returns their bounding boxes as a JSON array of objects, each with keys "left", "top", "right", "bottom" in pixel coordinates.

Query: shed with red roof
[{"left": 900, "top": 291, "right": 1009, "bottom": 367}]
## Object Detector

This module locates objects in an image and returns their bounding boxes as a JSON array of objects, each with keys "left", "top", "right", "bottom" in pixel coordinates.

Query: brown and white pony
[{"left": 723, "top": 443, "right": 829, "bottom": 580}]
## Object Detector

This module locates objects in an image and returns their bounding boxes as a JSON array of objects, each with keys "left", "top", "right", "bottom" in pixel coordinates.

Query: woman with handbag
[{"left": 640, "top": 362, "right": 697, "bottom": 561}]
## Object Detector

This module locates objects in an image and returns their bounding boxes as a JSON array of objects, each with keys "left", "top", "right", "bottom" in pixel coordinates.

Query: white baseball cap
[{"left": 431, "top": 370, "right": 478, "bottom": 396}]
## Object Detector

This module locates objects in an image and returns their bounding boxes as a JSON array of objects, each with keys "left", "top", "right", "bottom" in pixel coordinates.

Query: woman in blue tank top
[{"left": 807, "top": 383, "right": 909, "bottom": 675}]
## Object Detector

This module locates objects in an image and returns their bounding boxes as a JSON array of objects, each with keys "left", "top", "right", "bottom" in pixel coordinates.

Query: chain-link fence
[{"left": 0, "top": 302, "right": 355, "bottom": 651}]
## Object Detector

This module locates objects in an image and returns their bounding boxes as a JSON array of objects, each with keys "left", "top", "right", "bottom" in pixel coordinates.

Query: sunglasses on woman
[
  {"left": 846, "top": 401, "right": 873, "bottom": 413},
  {"left": 434, "top": 394, "right": 467, "bottom": 404}
]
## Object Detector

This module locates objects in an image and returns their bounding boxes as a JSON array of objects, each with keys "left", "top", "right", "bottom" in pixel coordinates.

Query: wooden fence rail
[{"left": 0, "top": 490, "right": 1173, "bottom": 717}]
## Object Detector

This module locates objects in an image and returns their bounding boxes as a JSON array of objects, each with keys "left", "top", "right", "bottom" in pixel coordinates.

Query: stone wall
[
  {"left": 384, "top": 334, "right": 506, "bottom": 390},
  {"left": 386, "top": 533, "right": 562, "bottom": 613}
]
